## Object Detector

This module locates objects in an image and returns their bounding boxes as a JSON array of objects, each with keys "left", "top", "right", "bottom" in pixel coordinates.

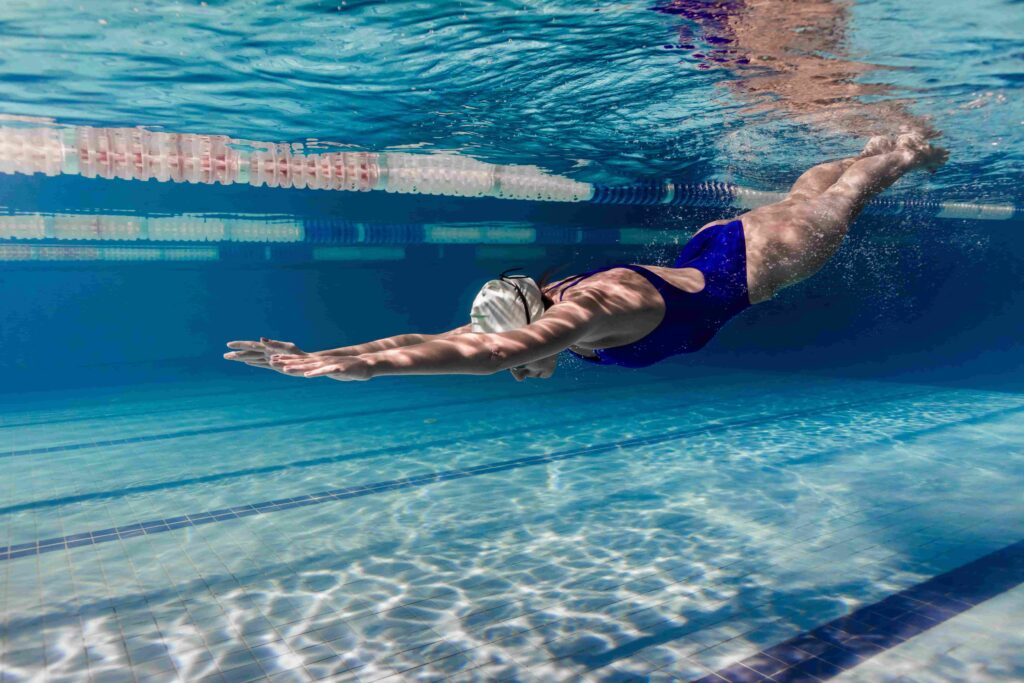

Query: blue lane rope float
[
  {"left": 0, "top": 122, "right": 1018, "bottom": 221},
  {"left": 589, "top": 181, "right": 1017, "bottom": 220}
]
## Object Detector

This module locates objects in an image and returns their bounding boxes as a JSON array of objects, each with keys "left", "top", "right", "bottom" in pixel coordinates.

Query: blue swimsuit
[{"left": 560, "top": 220, "right": 751, "bottom": 368}]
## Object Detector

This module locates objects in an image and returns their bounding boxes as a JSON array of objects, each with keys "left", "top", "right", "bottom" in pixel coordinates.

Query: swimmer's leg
[
  {"left": 786, "top": 136, "right": 899, "bottom": 201},
  {"left": 811, "top": 135, "right": 948, "bottom": 224},
  {"left": 762, "top": 135, "right": 947, "bottom": 288},
  {"left": 787, "top": 159, "right": 858, "bottom": 201}
]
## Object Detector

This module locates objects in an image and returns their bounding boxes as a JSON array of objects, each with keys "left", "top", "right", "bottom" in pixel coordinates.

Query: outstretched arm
[
  {"left": 224, "top": 324, "right": 473, "bottom": 371},
  {"left": 271, "top": 298, "right": 600, "bottom": 381},
  {"left": 312, "top": 324, "right": 474, "bottom": 357}
]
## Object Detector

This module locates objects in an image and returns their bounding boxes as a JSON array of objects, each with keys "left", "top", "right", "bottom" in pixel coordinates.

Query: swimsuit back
[{"left": 558, "top": 220, "right": 751, "bottom": 368}]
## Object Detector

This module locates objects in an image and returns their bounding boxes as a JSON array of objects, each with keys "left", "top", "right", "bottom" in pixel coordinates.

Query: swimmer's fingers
[
  {"left": 272, "top": 356, "right": 323, "bottom": 371},
  {"left": 276, "top": 366, "right": 319, "bottom": 376},
  {"left": 224, "top": 350, "right": 266, "bottom": 361},
  {"left": 262, "top": 360, "right": 312, "bottom": 377},
  {"left": 260, "top": 338, "right": 303, "bottom": 354},
  {"left": 304, "top": 365, "right": 339, "bottom": 378},
  {"left": 271, "top": 355, "right": 324, "bottom": 370},
  {"left": 226, "top": 340, "right": 266, "bottom": 351}
]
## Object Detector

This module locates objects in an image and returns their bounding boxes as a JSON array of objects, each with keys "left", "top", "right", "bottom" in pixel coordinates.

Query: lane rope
[{"left": 0, "top": 123, "right": 1016, "bottom": 220}]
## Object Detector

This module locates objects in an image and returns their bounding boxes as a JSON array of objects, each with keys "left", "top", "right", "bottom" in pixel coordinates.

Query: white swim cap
[{"left": 470, "top": 272, "right": 546, "bottom": 333}]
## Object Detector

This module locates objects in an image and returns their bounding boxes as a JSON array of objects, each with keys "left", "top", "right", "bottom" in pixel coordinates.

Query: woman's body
[{"left": 226, "top": 134, "right": 946, "bottom": 381}]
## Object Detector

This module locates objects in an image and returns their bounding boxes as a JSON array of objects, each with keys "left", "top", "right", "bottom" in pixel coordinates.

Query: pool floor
[{"left": 1, "top": 365, "right": 1022, "bottom": 682}]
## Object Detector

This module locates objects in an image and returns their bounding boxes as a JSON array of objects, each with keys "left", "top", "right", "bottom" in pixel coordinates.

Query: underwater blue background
[
  {"left": 0, "top": 0, "right": 1021, "bottom": 393},
  {"left": 1, "top": 2, "right": 1023, "bottom": 681},
  {"left": 1, "top": 174, "right": 1021, "bottom": 393}
]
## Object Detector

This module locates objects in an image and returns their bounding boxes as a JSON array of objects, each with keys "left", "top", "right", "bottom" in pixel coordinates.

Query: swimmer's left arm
[{"left": 272, "top": 298, "right": 600, "bottom": 380}]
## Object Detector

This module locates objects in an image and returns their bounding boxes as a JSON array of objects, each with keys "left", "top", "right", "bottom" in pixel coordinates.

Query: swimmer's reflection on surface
[{"left": 654, "top": 0, "right": 936, "bottom": 137}]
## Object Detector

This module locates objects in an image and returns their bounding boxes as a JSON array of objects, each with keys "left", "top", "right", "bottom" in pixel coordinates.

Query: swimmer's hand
[
  {"left": 224, "top": 338, "right": 307, "bottom": 375},
  {"left": 509, "top": 354, "right": 557, "bottom": 381},
  {"left": 270, "top": 354, "right": 372, "bottom": 381}
]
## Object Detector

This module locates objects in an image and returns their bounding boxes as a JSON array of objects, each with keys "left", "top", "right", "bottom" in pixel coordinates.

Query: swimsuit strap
[{"left": 557, "top": 263, "right": 685, "bottom": 302}]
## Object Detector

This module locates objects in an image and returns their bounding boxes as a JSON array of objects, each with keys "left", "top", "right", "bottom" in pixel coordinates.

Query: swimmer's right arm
[{"left": 313, "top": 324, "right": 474, "bottom": 357}]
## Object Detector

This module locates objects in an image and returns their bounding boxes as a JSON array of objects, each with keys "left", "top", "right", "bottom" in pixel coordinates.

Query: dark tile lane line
[
  {"left": 1, "top": 375, "right": 681, "bottom": 459},
  {"left": 692, "top": 538, "right": 1024, "bottom": 683},
  {"left": 784, "top": 400, "right": 1024, "bottom": 468},
  {"left": 6, "top": 397, "right": 1015, "bottom": 671},
  {"left": 0, "top": 499, "right": 934, "bottom": 680},
  {"left": 355, "top": 515, "right": 1021, "bottom": 682},
  {"left": 6, "top": 395, "right": 1015, "bottom": 679},
  {"left": 1, "top": 490, "right": 904, "bottom": 648},
  {"left": 0, "top": 388, "right": 935, "bottom": 561},
  {"left": 0, "top": 373, "right": 811, "bottom": 517},
  {"left": 0, "top": 379, "right": 306, "bottom": 430},
  {"left": 6, "top": 385, "right": 1017, "bottom": 520}
]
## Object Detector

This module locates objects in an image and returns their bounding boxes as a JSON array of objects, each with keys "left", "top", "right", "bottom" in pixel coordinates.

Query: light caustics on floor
[
  {"left": 0, "top": 369, "right": 1021, "bottom": 682},
  {"left": 0, "top": 122, "right": 1018, "bottom": 220}
]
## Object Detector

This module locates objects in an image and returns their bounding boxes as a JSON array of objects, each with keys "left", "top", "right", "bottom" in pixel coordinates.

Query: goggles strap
[{"left": 498, "top": 267, "right": 533, "bottom": 325}]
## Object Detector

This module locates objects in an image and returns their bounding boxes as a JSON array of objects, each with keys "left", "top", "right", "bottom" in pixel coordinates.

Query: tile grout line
[
  {"left": 1, "top": 373, "right": 776, "bottom": 516},
  {"left": 0, "top": 388, "right": 937, "bottom": 561},
  {"left": 1, "top": 375, "right": 684, "bottom": 459}
]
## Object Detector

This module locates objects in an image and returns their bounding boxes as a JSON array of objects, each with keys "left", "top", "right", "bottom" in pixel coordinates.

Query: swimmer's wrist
[{"left": 359, "top": 355, "right": 381, "bottom": 378}]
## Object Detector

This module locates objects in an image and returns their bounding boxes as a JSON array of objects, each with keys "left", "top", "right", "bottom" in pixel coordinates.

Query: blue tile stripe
[
  {"left": 0, "top": 374, "right": 751, "bottom": 517},
  {"left": 695, "top": 539, "right": 1024, "bottom": 683},
  {"left": 0, "top": 380, "right": 302, "bottom": 431},
  {"left": 1, "top": 374, "right": 678, "bottom": 459},
  {"left": 0, "top": 388, "right": 931, "bottom": 562},
  {"left": 7, "top": 390, "right": 1020, "bottom": 522}
]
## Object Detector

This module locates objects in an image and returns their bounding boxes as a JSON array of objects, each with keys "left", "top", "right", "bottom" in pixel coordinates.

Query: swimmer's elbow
[
  {"left": 482, "top": 345, "right": 511, "bottom": 374},
  {"left": 475, "top": 326, "right": 577, "bottom": 373},
  {"left": 480, "top": 342, "right": 533, "bottom": 374}
]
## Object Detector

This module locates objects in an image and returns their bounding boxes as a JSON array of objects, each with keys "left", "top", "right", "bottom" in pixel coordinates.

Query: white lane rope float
[{"left": 0, "top": 123, "right": 1016, "bottom": 221}]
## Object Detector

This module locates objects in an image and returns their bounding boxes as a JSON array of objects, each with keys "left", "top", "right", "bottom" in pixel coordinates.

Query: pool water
[
  {"left": 2, "top": 366, "right": 1022, "bottom": 681},
  {"left": 1, "top": 0, "right": 1022, "bottom": 200},
  {"left": 1, "top": 0, "right": 1023, "bottom": 681}
]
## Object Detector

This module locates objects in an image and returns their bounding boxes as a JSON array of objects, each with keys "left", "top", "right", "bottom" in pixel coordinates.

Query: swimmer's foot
[
  {"left": 896, "top": 132, "right": 949, "bottom": 172},
  {"left": 858, "top": 135, "right": 897, "bottom": 158}
]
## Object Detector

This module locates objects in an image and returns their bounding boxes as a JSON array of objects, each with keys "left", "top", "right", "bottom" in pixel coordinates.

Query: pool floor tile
[{"left": 1, "top": 374, "right": 1022, "bottom": 682}]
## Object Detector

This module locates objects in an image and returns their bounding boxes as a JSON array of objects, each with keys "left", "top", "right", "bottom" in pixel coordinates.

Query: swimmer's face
[{"left": 509, "top": 354, "right": 557, "bottom": 381}]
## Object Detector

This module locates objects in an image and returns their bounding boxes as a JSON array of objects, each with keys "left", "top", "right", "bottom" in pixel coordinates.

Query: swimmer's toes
[
  {"left": 896, "top": 132, "right": 929, "bottom": 153},
  {"left": 904, "top": 143, "right": 948, "bottom": 172},
  {"left": 859, "top": 135, "right": 897, "bottom": 157}
]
